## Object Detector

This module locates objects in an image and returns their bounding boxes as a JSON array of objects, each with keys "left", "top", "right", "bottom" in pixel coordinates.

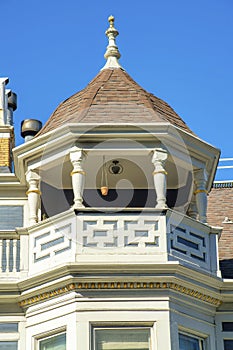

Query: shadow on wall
[{"left": 41, "top": 182, "right": 191, "bottom": 219}]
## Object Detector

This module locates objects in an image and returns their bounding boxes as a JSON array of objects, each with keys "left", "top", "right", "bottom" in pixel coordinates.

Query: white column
[
  {"left": 187, "top": 193, "right": 198, "bottom": 220},
  {"left": 70, "top": 147, "right": 86, "bottom": 209},
  {"left": 12, "top": 239, "right": 17, "bottom": 273},
  {"left": 26, "top": 170, "right": 41, "bottom": 225},
  {"left": 194, "top": 169, "right": 208, "bottom": 223},
  {"left": 152, "top": 148, "right": 168, "bottom": 209},
  {"left": 5, "top": 239, "right": 10, "bottom": 273}
]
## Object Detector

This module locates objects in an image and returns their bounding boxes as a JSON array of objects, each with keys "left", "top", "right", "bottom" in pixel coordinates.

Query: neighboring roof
[
  {"left": 207, "top": 182, "right": 233, "bottom": 278},
  {"left": 37, "top": 68, "right": 194, "bottom": 137}
]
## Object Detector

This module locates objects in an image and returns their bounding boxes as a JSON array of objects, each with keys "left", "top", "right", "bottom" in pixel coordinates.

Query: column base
[
  {"left": 199, "top": 216, "right": 207, "bottom": 224},
  {"left": 29, "top": 218, "right": 38, "bottom": 225},
  {"left": 72, "top": 202, "right": 85, "bottom": 209},
  {"left": 155, "top": 203, "right": 168, "bottom": 210}
]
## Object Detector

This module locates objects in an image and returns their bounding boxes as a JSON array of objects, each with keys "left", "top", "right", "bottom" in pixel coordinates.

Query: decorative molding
[
  {"left": 19, "top": 283, "right": 76, "bottom": 307},
  {"left": 26, "top": 189, "right": 41, "bottom": 195},
  {"left": 18, "top": 281, "right": 221, "bottom": 307},
  {"left": 213, "top": 182, "right": 233, "bottom": 189},
  {"left": 70, "top": 170, "right": 86, "bottom": 176},
  {"left": 152, "top": 170, "right": 168, "bottom": 175},
  {"left": 194, "top": 189, "right": 208, "bottom": 195}
]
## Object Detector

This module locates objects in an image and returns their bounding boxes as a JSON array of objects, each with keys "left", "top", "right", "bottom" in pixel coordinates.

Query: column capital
[
  {"left": 69, "top": 147, "right": 86, "bottom": 163},
  {"left": 152, "top": 148, "right": 168, "bottom": 164},
  {"left": 25, "top": 169, "right": 41, "bottom": 182},
  {"left": 194, "top": 168, "right": 208, "bottom": 182}
]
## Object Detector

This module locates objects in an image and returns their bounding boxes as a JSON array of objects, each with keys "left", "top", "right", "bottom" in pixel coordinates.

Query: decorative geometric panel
[
  {"left": 33, "top": 224, "right": 72, "bottom": 263},
  {"left": 82, "top": 218, "right": 159, "bottom": 248},
  {"left": 170, "top": 224, "right": 207, "bottom": 262}
]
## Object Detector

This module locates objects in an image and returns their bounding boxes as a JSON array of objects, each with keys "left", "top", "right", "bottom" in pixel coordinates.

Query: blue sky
[{"left": 1, "top": 0, "right": 233, "bottom": 179}]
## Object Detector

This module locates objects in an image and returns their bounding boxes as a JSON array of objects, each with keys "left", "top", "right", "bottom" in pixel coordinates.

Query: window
[
  {"left": 0, "top": 342, "right": 18, "bottom": 350},
  {"left": 39, "top": 333, "right": 66, "bottom": 350},
  {"left": 179, "top": 333, "right": 204, "bottom": 350},
  {"left": 0, "top": 206, "right": 23, "bottom": 230},
  {"left": 0, "top": 323, "right": 18, "bottom": 349},
  {"left": 0, "top": 323, "right": 18, "bottom": 332},
  {"left": 222, "top": 322, "right": 233, "bottom": 332},
  {"left": 224, "top": 340, "right": 233, "bottom": 350},
  {"left": 94, "top": 327, "right": 150, "bottom": 350}
]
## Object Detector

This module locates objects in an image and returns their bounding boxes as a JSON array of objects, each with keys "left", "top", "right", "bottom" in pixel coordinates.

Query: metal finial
[
  {"left": 108, "top": 15, "right": 115, "bottom": 26},
  {"left": 101, "top": 16, "right": 123, "bottom": 70}
]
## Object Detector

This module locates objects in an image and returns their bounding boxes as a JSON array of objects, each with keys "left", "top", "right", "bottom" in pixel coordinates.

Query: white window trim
[
  {"left": 179, "top": 330, "right": 206, "bottom": 350},
  {"left": 91, "top": 323, "right": 156, "bottom": 350},
  {"left": 34, "top": 327, "right": 66, "bottom": 350}
]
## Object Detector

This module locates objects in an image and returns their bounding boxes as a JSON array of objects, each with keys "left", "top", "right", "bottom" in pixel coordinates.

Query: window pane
[
  {"left": 0, "top": 206, "right": 23, "bottom": 230},
  {"left": 39, "top": 333, "right": 66, "bottom": 350},
  {"left": 0, "top": 342, "right": 17, "bottom": 350},
  {"left": 179, "top": 333, "right": 202, "bottom": 350},
  {"left": 0, "top": 323, "right": 18, "bottom": 332},
  {"left": 224, "top": 340, "right": 233, "bottom": 350},
  {"left": 95, "top": 328, "right": 150, "bottom": 350},
  {"left": 222, "top": 322, "right": 233, "bottom": 332}
]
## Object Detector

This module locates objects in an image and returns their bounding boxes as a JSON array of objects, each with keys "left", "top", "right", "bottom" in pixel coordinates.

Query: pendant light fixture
[{"left": 100, "top": 156, "right": 109, "bottom": 196}]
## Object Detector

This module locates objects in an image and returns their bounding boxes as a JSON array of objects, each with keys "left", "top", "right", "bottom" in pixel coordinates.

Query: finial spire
[{"left": 101, "top": 16, "right": 123, "bottom": 70}]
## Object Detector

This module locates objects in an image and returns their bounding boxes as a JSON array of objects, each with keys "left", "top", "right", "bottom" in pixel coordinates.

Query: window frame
[
  {"left": 34, "top": 327, "right": 66, "bottom": 350},
  {"left": 0, "top": 322, "right": 19, "bottom": 349},
  {"left": 0, "top": 323, "right": 18, "bottom": 333},
  {"left": 223, "top": 339, "right": 233, "bottom": 350},
  {"left": 179, "top": 331, "right": 205, "bottom": 350},
  {"left": 92, "top": 325, "right": 153, "bottom": 350}
]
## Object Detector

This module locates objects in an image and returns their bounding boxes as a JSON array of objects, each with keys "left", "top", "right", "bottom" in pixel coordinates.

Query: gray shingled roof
[{"left": 37, "top": 68, "right": 194, "bottom": 136}]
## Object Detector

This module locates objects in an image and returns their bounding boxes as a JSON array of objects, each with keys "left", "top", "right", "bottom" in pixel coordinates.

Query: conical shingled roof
[
  {"left": 37, "top": 67, "right": 193, "bottom": 136},
  {"left": 37, "top": 16, "right": 194, "bottom": 137}
]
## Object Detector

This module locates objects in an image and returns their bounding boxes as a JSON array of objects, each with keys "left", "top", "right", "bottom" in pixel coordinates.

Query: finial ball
[{"left": 108, "top": 15, "right": 115, "bottom": 23}]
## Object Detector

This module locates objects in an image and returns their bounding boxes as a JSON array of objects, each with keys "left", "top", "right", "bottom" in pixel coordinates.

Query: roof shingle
[{"left": 37, "top": 68, "right": 194, "bottom": 136}]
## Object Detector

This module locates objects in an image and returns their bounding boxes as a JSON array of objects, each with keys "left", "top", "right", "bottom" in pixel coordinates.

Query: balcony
[{"left": 0, "top": 208, "right": 221, "bottom": 279}]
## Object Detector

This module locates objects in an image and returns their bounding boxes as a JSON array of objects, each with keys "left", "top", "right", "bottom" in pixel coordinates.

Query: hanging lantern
[{"left": 100, "top": 156, "right": 109, "bottom": 196}]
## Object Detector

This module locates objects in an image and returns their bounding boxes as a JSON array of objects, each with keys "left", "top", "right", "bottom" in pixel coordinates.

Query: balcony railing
[
  {"left": 0, "top": 208, "right": 221, "bottom": 278},
  {"left": 0, "top": 232, "right": 20, "bottom": 276}
]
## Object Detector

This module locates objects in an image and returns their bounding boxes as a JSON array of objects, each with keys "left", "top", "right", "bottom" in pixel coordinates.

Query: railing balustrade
[{"left": 0, "top": 209, "right": 221, "bottom": 278}]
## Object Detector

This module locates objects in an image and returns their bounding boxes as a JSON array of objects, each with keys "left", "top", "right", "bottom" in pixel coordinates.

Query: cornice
[
  {"left": 14, "top": 261, "right": 223, "bottom": 310},
  {"left": 12, "top": 122, "right": 219, "bottom": 191},
  {"left": 0, "top": 261, "right": 225, "bottom": 308},
  {"left": 16, "top": 260, "right": 223, "bottom": 294},
  {"left": 18, "top": 280, "right": 221, "bottom": 308}
]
